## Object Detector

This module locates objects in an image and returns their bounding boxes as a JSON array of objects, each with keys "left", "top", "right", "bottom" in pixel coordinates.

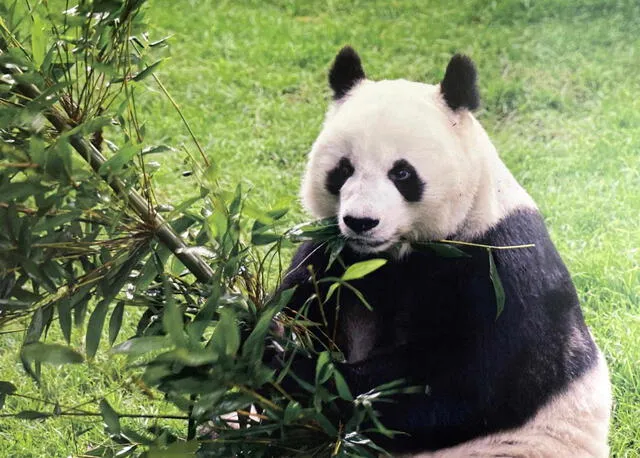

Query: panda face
[
  {"left": 302, "top": 79, "right": 485, "bottom": 254},
  {"left": 301, "top": 48, "right": 538, "bottom": 255}
]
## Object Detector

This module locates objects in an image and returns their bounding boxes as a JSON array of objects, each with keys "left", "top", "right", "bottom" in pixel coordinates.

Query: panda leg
[{"left": 402, "top": 353, "right": 611, "bottom": 458}]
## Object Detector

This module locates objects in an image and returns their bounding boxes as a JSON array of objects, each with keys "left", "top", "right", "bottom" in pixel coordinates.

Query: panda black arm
[
  {"left": 267, "top": 241, "right": 334, "bottom": 393},
  {"left": 277, "top": 241, "right": 331, "bottom": 315}
]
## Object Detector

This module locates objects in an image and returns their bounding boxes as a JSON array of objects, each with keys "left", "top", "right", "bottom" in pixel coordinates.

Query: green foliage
[{"left": 0, "top": 2, "right": 419, "bottom": 456}]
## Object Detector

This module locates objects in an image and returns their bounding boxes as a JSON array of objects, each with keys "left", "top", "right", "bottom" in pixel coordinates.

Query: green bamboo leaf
[
  {"left": 288, "top": 217, "right": 341, "bottom": 242},
  {"left": 343, "top": 282, "right": 374, "bottom": 311},
  {"left": 18, "top": 256, "right": 56, "bottom": 293},
  {"left": 341, "top": 259, "right": 387, "bottom": 281},
  {"left": 208, "top": 308, "right": 239, "bottom": 357},
  {"left": 242, "top": 287, "right": 293, "bottom": 361},
  {"left": 111, "top": 336, "right": 171, "bottom": 357},
  {"left": 31, "top": 14, "right": 46, "bottom": 69},
  {"left": 108, "top": 302, "right": 125, "bottom": 346},
  {"left": 88, "top": 243, "right": 149, "bottom": 357},
  {"left": 326, "top": 237, "right": 346, "bottom": 271},
  {"left": 24, "top": 307, "right": 44, "bottom": 344},
  {"left": 0, "top": 299, "right": 32, "bottom": 310},
  {"left": 251, "top": 229, "right": 281, "bottom": 246},
  {"left": 325, "top": 281, "right": 339, "bottom": 302},
  {"left": 310, "top": 411, "right": 338, "bottom": 436},
  {"left": 141, "top": 145, "right": 173, "bottom": 155},
  {"left": 147, "top": 441, "right": 198, "bottom": 457},
  {"left": 154, "top": 348, "right": 218, "bottom": 367},
  {"left": 99, "top": 399, "right": 121, "bottom": 435},
  {"left": 202, "top": 161, "right": 219, "bottom": 186},
  {"left": 333, "top": 370, "right": 353, "bottom": 401},
  {"left": 33, "top": 210, "right": 82, "bottom": 233},
  {"left": 162, "top": 278, "right": 187, "bottom": 347},
  {"left": 16, "top": 410, "right": 51, "bottom": 420},
  {"left": 21, "top": 342, "right": 84, "bottom": 365},
  {"left": 97, "top": 143, "right": 137, "bottom": 176},
  {"left": 132, "top": 59, "right": 165, "bottom": 82},
  {"left": 187, "top": 283, "right": 220, "bottom": 340},
  {"left": 488, "top": 249, "right": 505, "bottom": 319},
  {"left": 414, "top": 241, "right": 470, "bottom": 258},
  {"left": 0, "top": 381, "right": 17, "bottom": 395},
  {"left": 57, "top": 298, "right": 72, "bottom": 344},
  {"left": 283, "top": 401, "right": 302, "bottom": 425},
  {"left": 86, "top": 300, "right": 109, "bottom": 358},
  {"left": 315, "top": 351, "right": 333, "bottom": 386}
]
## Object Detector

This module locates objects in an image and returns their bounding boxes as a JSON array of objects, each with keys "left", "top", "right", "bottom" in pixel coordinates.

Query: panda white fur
[{"left": 278, "top": 47, "right": 611, "bottom": 456}]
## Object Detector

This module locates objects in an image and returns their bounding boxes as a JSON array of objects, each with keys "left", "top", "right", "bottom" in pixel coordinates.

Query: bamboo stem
[{"left": 2, "top": 63, "right": 215, "bottom": 284}]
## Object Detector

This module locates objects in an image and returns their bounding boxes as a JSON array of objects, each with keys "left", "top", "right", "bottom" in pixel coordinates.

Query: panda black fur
[{"left": 278, "top": 47, "right": 611, "bottom": 456}]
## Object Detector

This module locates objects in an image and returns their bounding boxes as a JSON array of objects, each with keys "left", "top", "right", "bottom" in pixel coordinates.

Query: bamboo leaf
[
  {"left": 16, "top": 410, "right": 51, "bottom": 420},
  {"left": 132, "top": 59, "right": 165, "bottom": 82},
  {"left": 187, "top": 283, "right": 220, "bottom": 340},
  {"left": 413, "top": 241, "right": 470, "bottom": 258},
  {"left": 0, "top": 381, "right": 17, "bottom": 395},
  {"left": 21, "top": 342, "right": 84, "bottom": 365},
  {"left": 111, "top": 336, "right": 171, "bottom": 357},
  {"left": 97, "top": 143, "right": 137, "bottom": 176},
  {"left": 488, "top": 249, "right": 505, "bottom": 319},
  {"left": 208, "top": 308, "right": 239, "bottom": 358},
  {"left": 108, "top": 302, "right": 125, "bottom": 346},
  {"left": 86, "top": 300, "right": 110, "bottom": 358},
  {"left": 242, "top": 287, "right": 293, "bottom": 361},
  {"left": 162, "top": 278, "right": 187, "bottom": 347},
  {"left": 99, "top": 399, "right": 121, "bottom": 435},
  {"left": 315, "top": 351, "right": 333, "bottom": 386},
  {"left": 147, "top": 441, "right": 198, "bottom": 457},
  {"left": 57, "top": 298, "right": 72, "bottom": 344},
  {"left": 283, "top": 401, "right": 302, "bottom": 425},
  {"left": 341, "top": 259, "right": 387, "bottom": 281},
  {"left": 333, "top": 370, "right": 353, "bottom": 401},
  {"left": 326, "top": 237, "right": 346, "bottom": 271},
  {"left": 31, "top": 14, "right": 46, "bottom": 69}
]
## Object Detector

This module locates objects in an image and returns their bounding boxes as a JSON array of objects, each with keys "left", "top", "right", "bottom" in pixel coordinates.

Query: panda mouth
[{"left": 347, "top": 237, "right": 390, "bottom": 250}]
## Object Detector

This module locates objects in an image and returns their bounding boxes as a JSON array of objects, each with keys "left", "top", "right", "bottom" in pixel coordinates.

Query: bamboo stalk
[{"left": 2, "top": 63, "right": 215, "bottom": 284}]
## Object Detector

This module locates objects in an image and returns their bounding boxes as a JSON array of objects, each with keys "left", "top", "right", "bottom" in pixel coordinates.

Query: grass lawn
[{"left": 1, "top": 0, "right": 638, "bottom": 456}]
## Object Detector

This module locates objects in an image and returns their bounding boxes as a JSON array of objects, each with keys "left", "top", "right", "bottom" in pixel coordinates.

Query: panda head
[{"left": 301, "top": 46, "right": 519, "bottom": 256}]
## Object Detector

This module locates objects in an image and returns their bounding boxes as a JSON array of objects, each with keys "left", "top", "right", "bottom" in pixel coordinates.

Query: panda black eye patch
[
  {"left": 388, "top": 159, "right": 424, "bottom": 202},
  {"left": 325, "top": 157, "right": 354, "bottom": 195}
]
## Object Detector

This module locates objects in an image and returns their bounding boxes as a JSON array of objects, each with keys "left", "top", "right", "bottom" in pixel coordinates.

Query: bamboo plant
[{"left": 0, "top": 1, "right": 411, "bottom": 456}]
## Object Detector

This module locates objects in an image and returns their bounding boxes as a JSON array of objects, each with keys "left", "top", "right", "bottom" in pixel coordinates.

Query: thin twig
[{"left": 437, "top": 239, "right": 536, "bottom": 250}]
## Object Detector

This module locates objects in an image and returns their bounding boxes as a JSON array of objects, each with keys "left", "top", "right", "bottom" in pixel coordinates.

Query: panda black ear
[
  {"left": 441, "top": 54, "right": 480, "bottom": 111},
  {"left": 329, "top": 46, "right": 366, "bottom": 100}
]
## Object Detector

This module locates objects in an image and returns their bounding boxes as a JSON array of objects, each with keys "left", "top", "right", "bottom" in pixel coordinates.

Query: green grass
[{"left": 1, "top": 0, "right": 639, "bottom": 456}]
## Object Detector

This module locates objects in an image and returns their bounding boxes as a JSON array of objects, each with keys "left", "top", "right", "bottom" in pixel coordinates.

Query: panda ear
[
  {"left": 329, "top": 46, "right": 366, "bottom": 100},
  {"left": 440, "top": 54, "right": 480, "bottom": 111}
]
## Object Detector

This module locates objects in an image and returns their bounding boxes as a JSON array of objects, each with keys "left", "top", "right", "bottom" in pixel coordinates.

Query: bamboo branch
[{"left": 1, "top": 62, "right": 215, "bottom": 284}]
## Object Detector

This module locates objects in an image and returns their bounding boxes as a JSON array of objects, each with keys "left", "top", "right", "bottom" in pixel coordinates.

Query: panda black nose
[{"left": 343, "top": 216, "right": 379, "bottom": 234}]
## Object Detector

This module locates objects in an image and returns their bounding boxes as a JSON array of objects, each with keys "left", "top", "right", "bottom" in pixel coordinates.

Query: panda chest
[
  {"left": 334, "top": 268, "right": 418, "bottom": 363},
  {"left": 340, "top": 301, "right": 380, "bottom": 363},
  {"left": 332, "top": 253, "right": 492, "bottom": 364}
]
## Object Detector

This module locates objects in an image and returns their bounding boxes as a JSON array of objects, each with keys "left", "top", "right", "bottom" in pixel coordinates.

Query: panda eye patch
[
  {"left": 325, "top": 157, "right": 354, "bottom": 195},
  {"left": 388, "top": 159, "right": 424, "bottom": 202}
]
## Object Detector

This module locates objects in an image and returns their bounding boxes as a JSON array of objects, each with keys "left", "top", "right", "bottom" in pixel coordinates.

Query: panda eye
[
  {"left": 340, "top": 160, "right": 353, "bottom": 175},
  {"left": 390, "top": 168, "right": 412, "bottom": 181}
]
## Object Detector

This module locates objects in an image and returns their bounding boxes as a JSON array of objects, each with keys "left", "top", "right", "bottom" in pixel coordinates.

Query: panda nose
[{"left": 343, "top": 216, "right": 379, "bottom": 234}]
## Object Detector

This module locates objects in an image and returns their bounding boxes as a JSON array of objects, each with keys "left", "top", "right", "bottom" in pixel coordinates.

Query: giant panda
[{"left": 277, "top": 46, "right": 612, "bottom": 457}]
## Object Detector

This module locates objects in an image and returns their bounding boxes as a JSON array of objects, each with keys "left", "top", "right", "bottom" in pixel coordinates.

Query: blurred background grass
[{"left": 1, "top": 0, "right": 638, "bottom": 456}]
